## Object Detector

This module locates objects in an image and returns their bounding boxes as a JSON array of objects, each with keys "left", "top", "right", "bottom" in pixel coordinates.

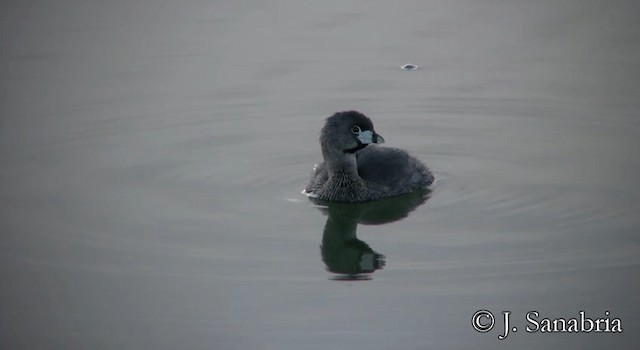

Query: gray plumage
[{"left": 304, "top": 111, "right": 434, "bottom": 202}]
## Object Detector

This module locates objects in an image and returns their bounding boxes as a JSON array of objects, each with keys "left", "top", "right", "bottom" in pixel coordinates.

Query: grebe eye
[{"left": 351, "top": 125, "right": 361, "bottom": 134}]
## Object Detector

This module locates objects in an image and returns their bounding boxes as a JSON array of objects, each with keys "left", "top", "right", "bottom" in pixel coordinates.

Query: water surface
[{"left": 1, "top": 0, "right": 639, "bottom": 349}]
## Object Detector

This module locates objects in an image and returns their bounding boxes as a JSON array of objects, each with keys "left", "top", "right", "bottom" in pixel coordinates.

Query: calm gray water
[{"left": 1, "top": 1, "right": 639, "bottom": 349}]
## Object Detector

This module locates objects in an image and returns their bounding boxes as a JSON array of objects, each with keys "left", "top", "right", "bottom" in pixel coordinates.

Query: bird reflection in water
[{"left": 309, "top": 189, "right": 431, "bottom": 280}]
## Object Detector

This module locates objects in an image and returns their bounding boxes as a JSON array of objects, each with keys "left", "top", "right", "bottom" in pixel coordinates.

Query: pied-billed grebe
[{"left": 303, "top": 111, "right": 434, "bottom": 202}]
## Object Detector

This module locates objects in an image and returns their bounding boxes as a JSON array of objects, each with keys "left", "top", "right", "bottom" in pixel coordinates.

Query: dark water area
[{"left": 1, "top": 0, "right": 639, "bottom": 349}]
